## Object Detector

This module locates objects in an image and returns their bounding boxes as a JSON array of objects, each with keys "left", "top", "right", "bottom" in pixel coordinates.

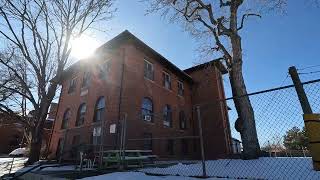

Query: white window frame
[
  {"left": 144, "top": 59, "right": 154, "bottom": 81},
  {"left": 178, "top": 80, "right": 184, "bottom": 96},
  {"left": 68, "top": 77, "right": 77, "bottom": 94},
  {"left": 163, "top": 71, "right": 171, "bottom": 90}
]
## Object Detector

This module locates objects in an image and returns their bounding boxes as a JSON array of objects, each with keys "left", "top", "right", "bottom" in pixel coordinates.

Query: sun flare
[{"left": 70, "top": 35, "right": 100, "bottom": 60}]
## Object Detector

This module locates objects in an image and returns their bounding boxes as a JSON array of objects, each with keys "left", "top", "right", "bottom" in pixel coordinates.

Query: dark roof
[
  {"left": 184, "top": 59, "right": 228, "bottom": 74},
  {"left": 57, "top": 30, "right": 194, "bottom": 83}
]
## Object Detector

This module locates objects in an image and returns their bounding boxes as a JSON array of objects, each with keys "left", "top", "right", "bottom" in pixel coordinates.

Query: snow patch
[
  {"left": 139, "top": 157, "right": 320, "bottom": 180},
  {"left": 80, "top": 172, "right": 231, "bottom": 180},
  {"left": 9, "top": 148, "right": 27, "bottom": 156}
]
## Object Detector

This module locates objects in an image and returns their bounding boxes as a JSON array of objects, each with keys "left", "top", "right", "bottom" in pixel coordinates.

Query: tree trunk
[
  {"left": 26, "top": 103, "right": 50, "bottom": 165},
  {"left": 26, "top": 125, "right": 43, "bottom": 164},
  {"left": 230, "top": 33, "right": 260, "bottom": 159}
]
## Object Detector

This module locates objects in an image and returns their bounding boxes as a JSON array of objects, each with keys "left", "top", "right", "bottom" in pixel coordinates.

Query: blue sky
[
  {"left": 88, "top": 1, "right": 320, "bottom": 144},
  {"left": 89, "top": 0, "right": 320, "bottom": 97}
]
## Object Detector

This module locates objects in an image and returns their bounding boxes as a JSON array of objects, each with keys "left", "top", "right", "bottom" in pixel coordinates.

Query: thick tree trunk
[
  {"left": 27, "top": 125, "right": 44, "bottom": 164},
  {"left": 26, "top": 103, "right": 51, "bottom": 165},
  {"left": 230, "top": 33, "right": 260, "bottom": 159}
]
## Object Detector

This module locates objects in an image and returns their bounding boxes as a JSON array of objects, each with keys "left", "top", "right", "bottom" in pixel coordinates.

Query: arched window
[
  {"left": 75, "top": 103, "right": 86, "bottom": 126},
  {"left": 94, "top": 97, "right": 105, "bottom": 122},
  {"left": 61, "top": 109, "right": 70, "bottom": 129},
  {"left": 179, "top": 111, "right": 187, "bottom": 130},
  {"left": 142, "top": 97, "right": 153, "bottom": 122},
  {"left": 163, "top": 105, "right": 172, "bottom": 127}
]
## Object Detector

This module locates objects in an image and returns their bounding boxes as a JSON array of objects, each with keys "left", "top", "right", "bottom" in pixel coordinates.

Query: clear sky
[
  {"left": 87, "top": 0, "right": 320, "bottom": 97},
  {"left": 85, "top": 1, "right": 320, "bottom": 144}
]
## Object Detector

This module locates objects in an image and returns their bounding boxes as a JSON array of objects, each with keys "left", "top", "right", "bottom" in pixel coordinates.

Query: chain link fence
[
  {"left": 55, "top": 76, "right": 320, "bottom": 179},
  {"left": 135, "top": 78, "right": 320, "bottom": 179}
]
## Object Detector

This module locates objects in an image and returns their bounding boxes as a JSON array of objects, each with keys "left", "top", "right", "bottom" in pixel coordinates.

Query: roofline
[
  {"left": 57, "top": 30, "right": 194, "bottom": 84},
  {"left": 98, "top": 30, "right": 194, "bottom": 83},
  {"left": 183, "top": 59, "right": 228, "bottom": 74}
]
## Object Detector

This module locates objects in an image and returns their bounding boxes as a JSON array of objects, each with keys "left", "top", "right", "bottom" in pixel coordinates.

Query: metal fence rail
[
  {"left": 57, "top": 77, "right": 320, "bottom": 179},
  {"left": 132, "top": 78, "right": 320, "bottom": 179}
]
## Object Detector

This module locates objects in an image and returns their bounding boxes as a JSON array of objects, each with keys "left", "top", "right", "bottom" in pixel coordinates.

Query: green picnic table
[{"left": 103, "top": 150, "right": 157, "bottom": 168}]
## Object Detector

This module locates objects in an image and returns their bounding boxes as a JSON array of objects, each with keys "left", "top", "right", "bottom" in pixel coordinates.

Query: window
[
  {"left": 178, "top": 81, "right": 184, "bottom": 96},
  {"left": 92, "top": 126, "right": 102, "bottom": 145},
  {"left": 71, "top": 135, "right": 80, "bottom": 158},
  {"left": 61, "top": 109, "right": 70, "bottom": 129},
  {"left": 75, "top": 103, "right": 86, "bottom": 126},
  {"left": 144, "top": 60, "right": 154, "bottom": 80},
  {"left": 142, "top": 97, "right": 153, "bottom": 122},
  {"left": 181, "top": 139, "right": 188, "bottom": 155},
  {"left": 167, "top": 139, "right": 174, "bottom": 155},
  {"left": 94, "top": 97, "right": 105, "bottom": 122},
  {"left": 68, "top": 78, "right": 77, "bottom": 94},
  {"left": 163, "top": 72, "right": 171, "bottom": 89},
  {"left": 98, "top": 61, "right": 111, "bottom": 80},
  {"left": 163, "top": 105, "right": 172, "bottom": 127},
  {"left": 143, "top": 133, "right": 152, "bottom": 150},
  {"left": 81, "top": 71, "right": 91, "bottom": 88},
  {"left": 72, "top": 135, "right": 80, "bottom": 145},
  {"left": 179, "top": 111, "right": 187, "bottom": 130},
  {"left": 56, "top": 138, "right": 63, "bottom": 157}
]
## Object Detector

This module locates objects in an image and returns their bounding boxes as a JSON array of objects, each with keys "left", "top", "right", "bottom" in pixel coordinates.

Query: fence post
[
  {"left": 289, "top": 66, "right": 320, "bottom": 171},
  {"left": 119, "top": 113, "right": 127, "bottom": 170},
  {"left": 196, "top": 106, "right": 207, "bottom": 177},
  {"left": 99, "top": 113, "right": 106, "bottom": 168},
  {"left": 288, "top": 66, "right": 312, "bottom": 114}
]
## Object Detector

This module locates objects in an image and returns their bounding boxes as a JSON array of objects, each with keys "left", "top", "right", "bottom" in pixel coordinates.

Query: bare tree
[
  {"left": 0, "top": 0, "right": 116, "bottom": 164},
  {"left": 144, "top": 0, "right": 286, "bottom": 159}
]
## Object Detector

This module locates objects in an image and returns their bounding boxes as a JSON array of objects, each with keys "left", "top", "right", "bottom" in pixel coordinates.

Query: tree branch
[{"left": 237, "top": 13, "right": 261, "bottom": 30}]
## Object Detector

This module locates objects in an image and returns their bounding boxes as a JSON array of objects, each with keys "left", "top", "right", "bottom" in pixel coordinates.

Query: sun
[{"left": 70, "top": 35, "right": 100, "bottom": 60}]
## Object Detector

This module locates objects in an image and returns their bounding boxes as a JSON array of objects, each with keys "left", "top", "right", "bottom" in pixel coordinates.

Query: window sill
[
  {"left": 92, "top": 121, "right": 103, "bottom": 125},
  {"left": 74, "top": 125, "right": 85, "bottom": 129},
  {"left": 80, "top": 88, "right": 89, "bottom": 96},
  {"left": 162, "top": 86, "right": 173, "bottom": 93},
  {"left": 67, "top": 91, "right": 76, "bottom": 95},
  {"left": 163, "top": 125, "right": 172, "bottom": 128},
  {"left": 143, "top": 120, "right": 155, "bottom": 124},
  {"left": 144, "top": 77, "right": 155, "bottom": 83}
]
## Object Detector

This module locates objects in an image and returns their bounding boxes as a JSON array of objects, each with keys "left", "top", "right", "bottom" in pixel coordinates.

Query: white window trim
[
  {"left": 178, "top": 80, "right": 184, "bottom": 96},
  {"left": 68, "top": 77, "right": 77, "bottom": 94},
  {"left": 163, "top": 71, "right": 171, "bottom": 90},
  {"left": 144, "top": 59, "right": 154, "bottom": 81}
]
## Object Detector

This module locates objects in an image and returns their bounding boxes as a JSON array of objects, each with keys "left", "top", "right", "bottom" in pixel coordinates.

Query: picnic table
[{"left": 102, "top": 150, "right": 157, "bottom": 168}]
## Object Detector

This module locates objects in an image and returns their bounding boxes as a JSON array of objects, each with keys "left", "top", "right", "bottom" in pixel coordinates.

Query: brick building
[{"left": 49, "top": 30, "right": 232, "bottom": 161}]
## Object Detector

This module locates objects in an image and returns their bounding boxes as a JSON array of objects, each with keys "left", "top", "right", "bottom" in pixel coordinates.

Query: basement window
[{"left": 143, "top": 133, "right": 153, "bottom": 150}]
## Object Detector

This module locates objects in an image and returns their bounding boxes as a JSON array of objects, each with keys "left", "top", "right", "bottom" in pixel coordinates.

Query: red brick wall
[
  {"left": 187, "top": 66, "right": 232, "bottom": 159},
  {"left": 49, "top": 41, "right": 230, "bottom": 160},
  {"left": 118, "top": 43, "right": 195, "bottom": 159}
]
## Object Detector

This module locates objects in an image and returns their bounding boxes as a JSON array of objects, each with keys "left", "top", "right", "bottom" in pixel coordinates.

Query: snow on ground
[
  {"left": 9, "top": 148, "right": 27, "bottom": 156},
  {"left": 0, "top": 157, "right": 27, "bottom": 177},
  {"left": 80, "top": 172, "right": 231, "bottom": 180},
  {"left": 139, "top": 157, "right": 320, "bottom": 180}
]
